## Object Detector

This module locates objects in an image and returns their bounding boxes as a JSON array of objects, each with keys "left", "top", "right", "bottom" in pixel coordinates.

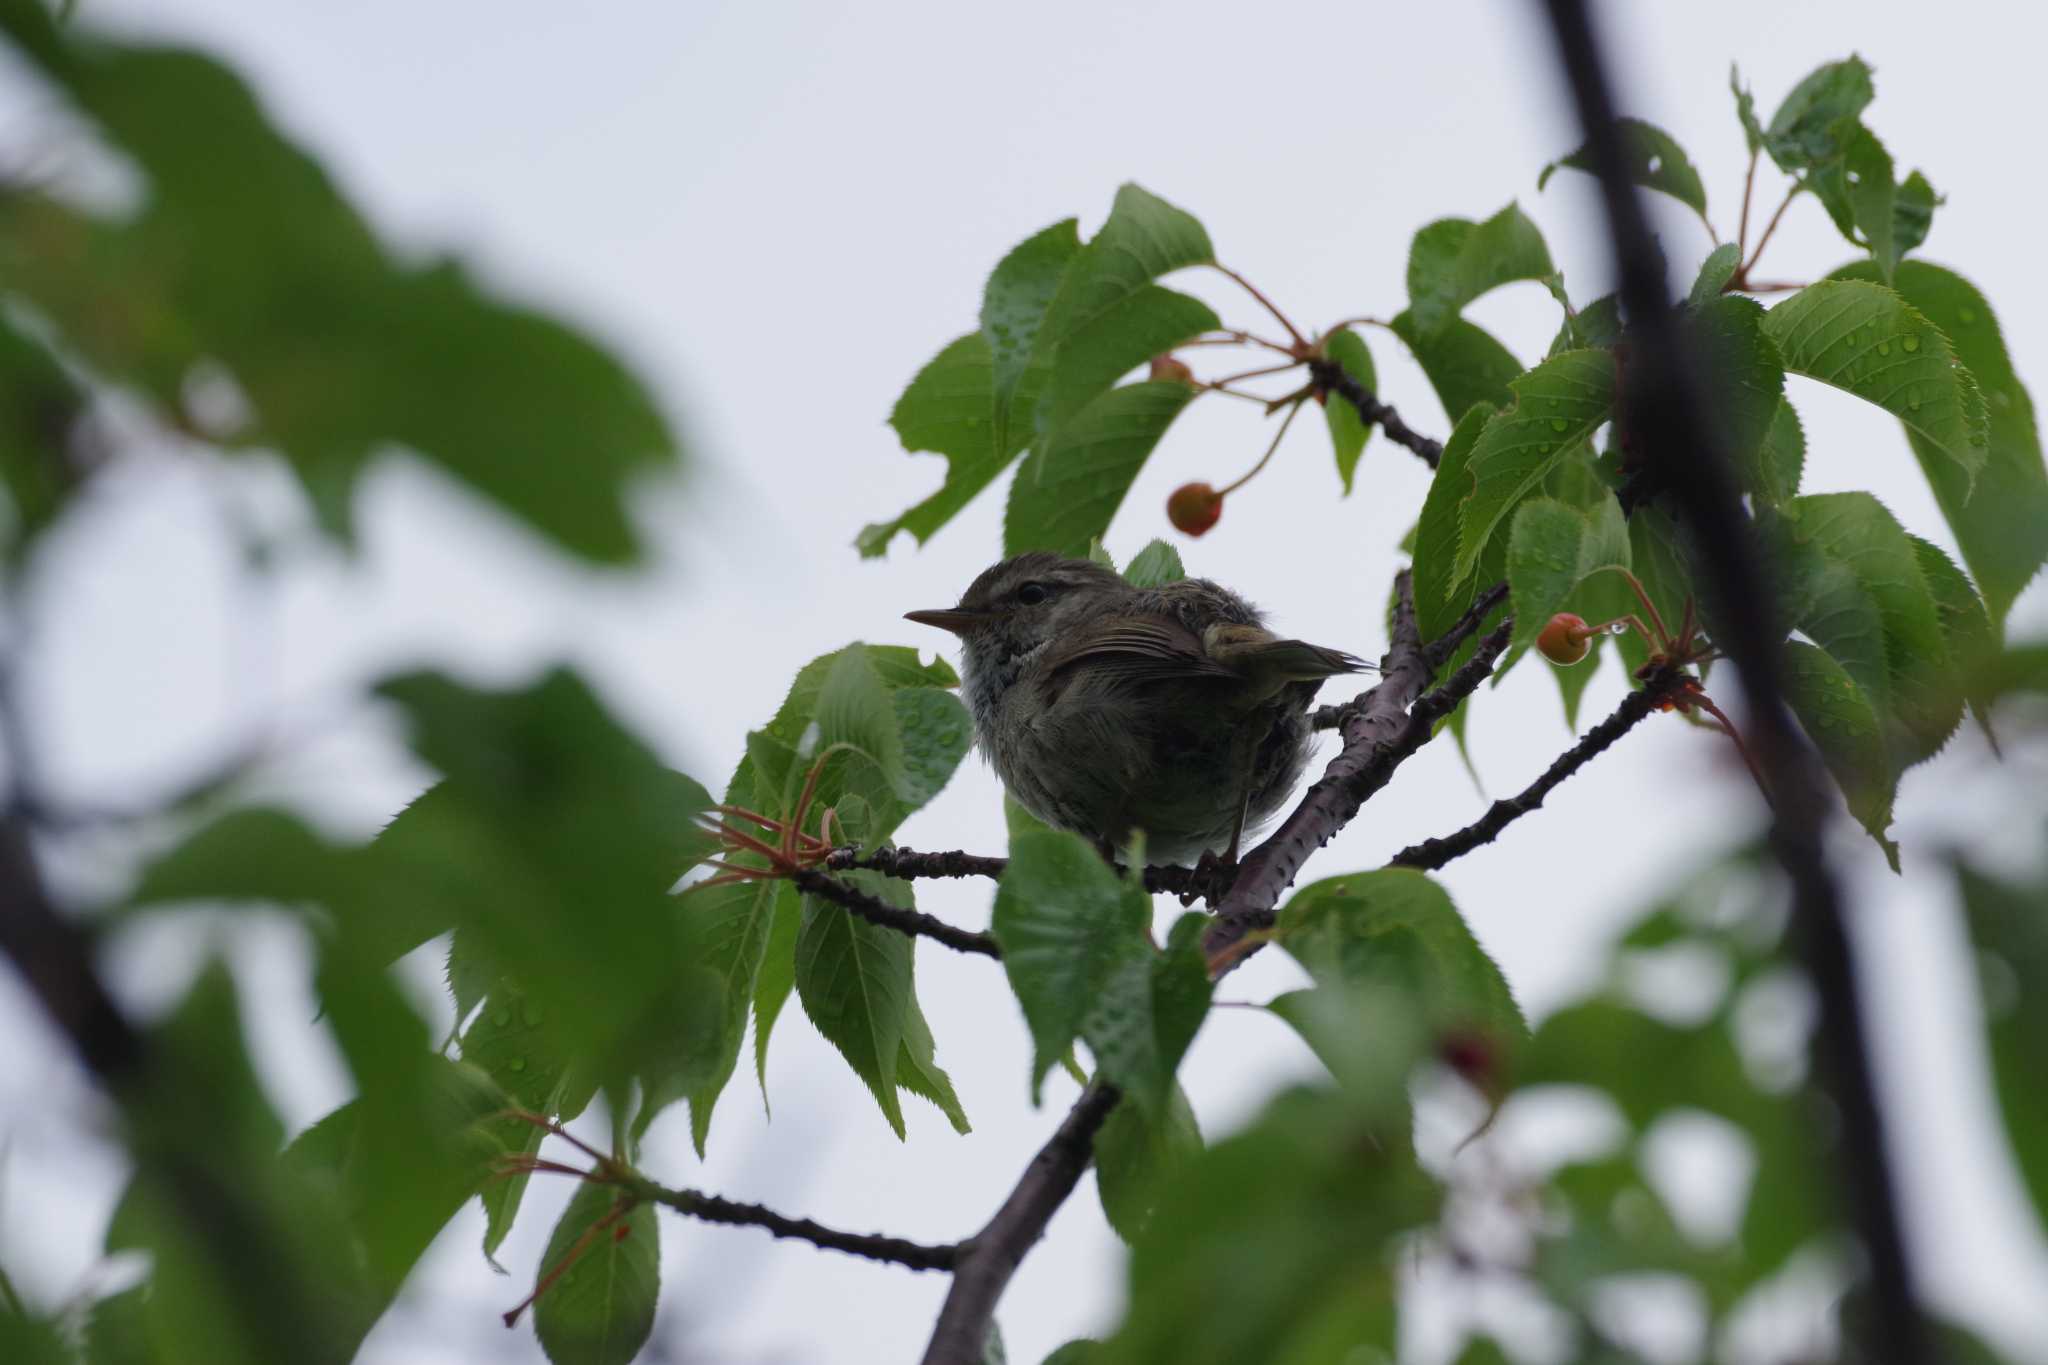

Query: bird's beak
[{"left": 904, "top": 608, "right": 983, "bottom": 635}]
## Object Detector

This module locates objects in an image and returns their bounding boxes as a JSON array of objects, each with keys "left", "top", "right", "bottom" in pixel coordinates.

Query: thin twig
[
  {"left": 787, "top": 868, "right": 1002, "bottom": 958},
  {"left": 1211, "top": 264, "right": 1308, "bottom": 348},
  {"left": 643, "top": 1183, "right": 963, "bottom": 1273},
  {"left": 1388, "top": 665, "right": 1689, "bottom": 870},
  {"left": 919, "top": 1083, "right": 1122, "bottom": 1364},
  {"left": 824, "top": 847, "right": 1224, "bottom": 905},
  {"left": 1535, "top": 6, "right": 1927, "bottom": 1363},
  {"left": 1307, "top": 357, "right": 1443, "bottom": 468},
  {"left": 1311, "top": 578, "right": 1508, "bottom": 731}
]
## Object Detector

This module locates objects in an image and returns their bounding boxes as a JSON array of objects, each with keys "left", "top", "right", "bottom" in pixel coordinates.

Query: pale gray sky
[{"left": 3, "top": 2, "right": 2046, "bottom": 1362}]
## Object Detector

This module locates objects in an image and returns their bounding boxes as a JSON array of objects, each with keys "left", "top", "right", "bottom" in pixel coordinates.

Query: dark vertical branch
[
  {"left": 1533, "top": 4, "right": 1929, "bottom": 1361},
  {"left": 920, "top": 1082, "right": 1122, "bottom": 1365}
]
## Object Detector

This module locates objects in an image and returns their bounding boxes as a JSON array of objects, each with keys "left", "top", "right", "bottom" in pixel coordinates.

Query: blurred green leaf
[
  {"left": 1549, "top": 294, "right": 1623, "bottom": 356},
  {"left": 1688, "top": 295, "right": 1787, "bottom": 502},
  {"left": 1405, "top": 204, "right": 1556, "bottom": 337},
  {"left": 1082, "top": 912, "right": 1212, "bottom": 1120},
  {"left": 1781, "top": 639, "right": 1897, "bottom": 865},
  {"left": 1910, "top": 536, "right": 1996, "bottom": 740},
  {"left": 1540, "top": 118, "right": 1708, "bottom": 218},
  {"left": 1956, "top": 863, "right": 2048, "bottom": 1236},
  {"left": 1761, "top": 57, "right": 1874, "bottom": 174},
  {"left": 0, "top": 313, "right": 86, "bottom": 565},
  {"left": 1321, "top": 327, "right": 1377, "bottom": 492},
  {"left": 1095, "top": 1081, "right": 1201, "bottom": 1242},
  {"left": 1763, "top": 278, "right": 1988, "bottom": 489},
  {"left": 1411, "top": 404, "right": 1495, "bottom": 646},
  {"left": 531, "top": 1183, "right": 659, "bottom": 1365},
  {"left": 1389, "top": 310, "right": 1521, "bottom": 426},
  {"left": 1832, "top": 262, "right": 2048, "bottom": 627},
  {"left": 1004, "top": 382, "right": 1196, "bottom": 558},
  {"left": 1033, "top": 285, "right": 1218, "bottom": 439},
  {"left": 1690, "top": 244, "right": 1742, "bottom": 306},
  {"left": 0, "top": 15, "right": 677, "bottom": 562},
  {"left": 1454, "top": 349, "right": 1616, "bottom": 586}
]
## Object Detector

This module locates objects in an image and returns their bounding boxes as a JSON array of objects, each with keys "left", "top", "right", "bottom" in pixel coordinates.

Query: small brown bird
[{"left": 905, "top": 552, "right": 1363, "bottom": 865}]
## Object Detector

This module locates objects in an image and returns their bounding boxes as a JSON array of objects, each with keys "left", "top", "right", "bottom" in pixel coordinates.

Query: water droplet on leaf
[{"left": 1901, "top": 335, "right": 1920, "bottom": 352}]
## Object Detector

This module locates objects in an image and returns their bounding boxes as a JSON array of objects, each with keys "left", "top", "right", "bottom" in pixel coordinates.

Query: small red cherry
[
  {"left": 1148, "top": 353, "right": 1196, "bottom": 385},
  {"left": 1537, "top": 612, "right": 1594, "bottom": 666},
  {"left": 1166, "top": 481, "right": 1223, "bottom": 536}
]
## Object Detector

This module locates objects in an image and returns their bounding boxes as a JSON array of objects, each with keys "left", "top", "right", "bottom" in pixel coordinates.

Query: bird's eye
[{"left": 1016, "top": 582, "right": 1051, "bottom": 606}]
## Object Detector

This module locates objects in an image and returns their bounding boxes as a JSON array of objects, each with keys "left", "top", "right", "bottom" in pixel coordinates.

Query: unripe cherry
[
  {"left": 1537, "top": 612, "right": 1594, "bottom": 666},
  {"left": 1166, "top": 481, "right": 1223, "bottom": 537}
]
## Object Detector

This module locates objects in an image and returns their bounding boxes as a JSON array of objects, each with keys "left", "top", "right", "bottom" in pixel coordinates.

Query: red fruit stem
[{"left": 1216, "top": 396, "right": 1306, "bottom": 496}]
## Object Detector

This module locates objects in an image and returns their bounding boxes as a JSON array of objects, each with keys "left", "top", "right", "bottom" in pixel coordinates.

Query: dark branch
[
  {"left": 1536, "top": 4, "right": 1926, "bottom": 1360},
  {"left": 825, "top": 846, "right": 1219, "bottom": 903},
  {"left": 1312, "top": 580, "right": 1507, "bottom": 732},
  {"left": 920, "top": 1082, "right": 1122, "bottom": 1364},
  {"left": 1389, "top": 665, "right": 1689, "bottom": 871},
  {"left": 788, "top": 868, "right": 1002, "bottom": 958},
  {"left": 1309, "top": 357, "right": 1443, "bottom": 468},
  {"left": 644, "top": 1183, "right": 962, "bottom": 1272},
  {"left": 1203, "top": 577, "right": 1512, "bottom": 968}
]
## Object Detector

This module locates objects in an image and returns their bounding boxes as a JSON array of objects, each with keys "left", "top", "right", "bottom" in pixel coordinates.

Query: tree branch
[
  {"left": 1536, "top": 4, "right": 1927, "bottom": 1360},
  {"left": 1388, "top": 664, "right": 1688, "bottom": 871},
  {"left": 788, "top": 868, "right": 1002, "bottom": 959},
  {"left": 1311, "top": 579, "right": 1508, "bottom": 731},
  {"left": 1309, "top": 357, "right": 1443, "bottom": 468},
  {"left": 1203, "top": 577, "right": 1512, "bottom": 968},
  {"left": 824, "top": 846, "right": 1219, "bottom": 903},
  {"left": 920, "top": 1082, "right": 1122, "bottom": 1365},
  {"left": 642, "top": 1182, "right": 962, "bottom": 1272}
]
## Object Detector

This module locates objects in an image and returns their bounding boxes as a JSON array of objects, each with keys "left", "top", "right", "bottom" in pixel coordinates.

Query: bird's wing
[
  {"left": 1203, "top": 624, "right": 1366, "bottom": 682},
  {"left": 1037, "top": 612, "right": 1239, "bottom": 696}
]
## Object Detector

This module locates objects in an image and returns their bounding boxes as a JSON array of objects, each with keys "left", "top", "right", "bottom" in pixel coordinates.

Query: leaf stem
[
  {"left": 1216, "top": 396, "right": 1306, "bottom": 496},
  {"left": 1210, "top": 264, "right": 1309, "bottom": 350}
]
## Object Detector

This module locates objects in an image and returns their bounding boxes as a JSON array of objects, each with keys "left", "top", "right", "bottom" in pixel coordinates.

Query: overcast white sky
[{"left": 3, "top": 2, "right": 2047, "bottom": 1362}]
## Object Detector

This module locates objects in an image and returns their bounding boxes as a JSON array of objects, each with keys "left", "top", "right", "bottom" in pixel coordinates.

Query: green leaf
[
  {"left": 1004, "top": 382, "right": 1196, "bottom": 558},
  {"left": 1763, "top": 278, "right": 1988, "bottom": 488},
  {"left": 0, "top": 28, "right": 676, "bottom": 563},
  {"left": 1505, "top": 494, "right": 1631, "bottom": 659},
  {"left": 993, "top": 830, "right": 1153, "bottom": 1102},
  {"left": 1843, "top": 124, "right": 1899, "bottom": 275},
  {"left": 794, "top": 870, "right": 930, "bottom": 1137},
  {"left": 813, "top": 644, "right": 911, "bottom": 798},
  {"left": 1095, "top": 1082, "right": 1202, "bottom": 1242},
  {"left": 1041, "top": 1343, "right": 1106, "bottom": 1365},
  {"left": 1278, "top": 870, "right": 1524, "bottom": 1041},
  {"left": 1762, "top": 57, "right": 1875, "bottom": 173},
  {"left": 1122, "top": 539, "right": 1186, "bottom": 587},
  {"left": 0, "top": 313, "right": 86, "bottom": 564},
  {"left": 1731, "top": 65, "right": 1766, "bottom": 156},
  {"left": 1540, "top": 118, "right": 1708, "bottom": 218},
  {"left": 1033, "top": 286, "right": 1218, "bottom": 438},
  {"left": 1549, "top": 294, "right": 1623, "bottom": 356},
  {"left": 1081, "top": 912, "right": 1213, "bottom": 1119},
  {"left": 1781, "top": 639, "right": 1897, "bottom": 866},
  {"left": 1761, "top": 492, "right": 1962, "bottom": 773},
  {"left": 749, "top": 883, "right": 803, "bottom": 1104},
  {"left": 1956, "top": 863, "right": 2048, "bottom": 1237},
  {"left": 1411, "top": 405, "right": 1504, "bottom": 654},
  {"left": 1833, "top": 262, "right": 2048, "bottom": 626},
  {"left": 1405, "top": 203, "right": 1555, "bottom": 337},
  {"left": 1321, "top": 327, "right": 1377, "bottom": 492},
  {"left": 983, "top": 219, "right": 1082, "bottom": 452},
  {"left": 531, "top": 1183, "right": 659, "bottom": 1365},
  {"left": 1389, "top": 310, "right": 1521, "bottom": 425},
  {"left": 1910, "top": 535, "right": 1996, "bottom": 740},
  {"left": 1454, "top": 349, "right": 1616, "bottom": 586},
  {"left": 861, "top": 332, "right": 1048, "bottom": 557},
  {"left": 1749, "top": 398, "right": 1807, "bottom": 507},
  {"left": 1688, "top": 296, "right": 1787, "bottom": 503},
  {"left": 1689, "top": 243, "right": 1742, "bottom": 306},
  {"left": 1037, "top": 184, "right": 1216, "bottom": 351},
  {"left": 1892, "top": 171, "right": 1940, "bottom": 262}
]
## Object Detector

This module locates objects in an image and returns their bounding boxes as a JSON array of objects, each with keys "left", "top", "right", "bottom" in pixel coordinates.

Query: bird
[{"left": 905, "top": 551, "right": 1364, "bottom": 866}]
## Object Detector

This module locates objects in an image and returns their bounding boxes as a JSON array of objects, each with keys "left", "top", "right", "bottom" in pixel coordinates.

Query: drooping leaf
[
  {"left": 1731, "top": 65, "right": 1766, "bottom": 156},
  {"left": 1410, "top": 405, "right": 1496, "bottom": 647},
  {"left": 1689, "top": 243, "right": 1742, "bottom": 306},
  {"left": 1548, "top": 294, "right": 1623, "bottom": 356},
  {"left": 1763, "top": 278, "right": 1988, "bottom": 488},
  {"left": 1540, "top": 118, "right": 1708, "bottom": 219},
  {"left": 1004, "top": 382, "right": 1197, "bottom": 558},
  {"left": 1405, "top": 204, "right": 1555, "bottom": 337},
  {"left": 1781, "top": 639, "right": 1897, "bottom": 866},
  {"left": 1033, "top": 286, "right": 1218, "bottom": 438},
  {"left": 1122, "top": 539, "right": 1186, "bottom": 587},
  {"left": 1037, "top": 184, "right": 1216, "bottom": 352},
  {"left": 861, "top": 331, "right": 1049, "bottom": 557},
  {"left": 1095, "top": 1082, "right": 1202, "bottom": 1242},
  {"left": 1833, "top": 262, "right": 2047, "bottom": 627},
  {"left": 1278, "top": 871, "right": 1525, "bottom": 1041},
  {"left": 1505, "top": 494, "right": 1632, "bottom": 659},
  {"left": 1909, "top": 536, "right": 1996, "bottom": 739},
  {"left": 1081, "top": 912, "right": 1213, "bottom": 1120},
  {"left": 984, "top": 219, "right": 1082, "bottom": 452},
  {"left": 531, "top": 1183, "right": 659, "bottom": 1365},
  {"left": 1454, "top": 348, "right": 1617, "bottom": 585},
  {"left": 1389, "top": 310, "right": 1521, "bottom": 426},
  {"left": 1321, "top": 327, "right": 1377, "bottom": 492},
  {"left": 1688, "top": 295, "right": 1787, "bottom": 500},
  {"left": 1761, "top": 57, "right": 1875, "bottom": 174},
  {"left": 1748, "top": 398, "right": 1807, "bottom": 508}
]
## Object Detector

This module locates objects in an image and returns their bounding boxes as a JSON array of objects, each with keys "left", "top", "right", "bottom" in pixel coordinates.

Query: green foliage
[
  {"left": 1122, "top": 538, "right": 1187, "bottom": 587},
  {"left": 1388, "top": 311, "right": 1522, "bottom": 425},
  {"left": 1004, "top": 382, "right": 1198, "bottom": 557},
  {"left": 1094, "top": 1082, "right": 1202, "bottom": 1241},
  {"left": 1454, "top": 348, "right": 1616, "bottom": 585},
  {"left": 531, "top": 1184, "right": 660, "bottom": 1365},
  {"left": 1955, "top": 862, "right": 2048, "bottom": 1236},
  {"left": 1404, "top": 203, "right": 1556, "bottom": 338},
  {"left": 1321, "top": 327, "right": 1378, "bottom": 491},
  {"left": 1504, "top": 493, "right": 1631, "bottom": 660},
  {"left": 1540, "top": 117, "right": 1709, "bottom": 220}
]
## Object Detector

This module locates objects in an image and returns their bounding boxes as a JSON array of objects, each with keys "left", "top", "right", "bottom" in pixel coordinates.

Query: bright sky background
[{"left": 3, "top": 2, "right": 2046, "bottom": 1362}]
